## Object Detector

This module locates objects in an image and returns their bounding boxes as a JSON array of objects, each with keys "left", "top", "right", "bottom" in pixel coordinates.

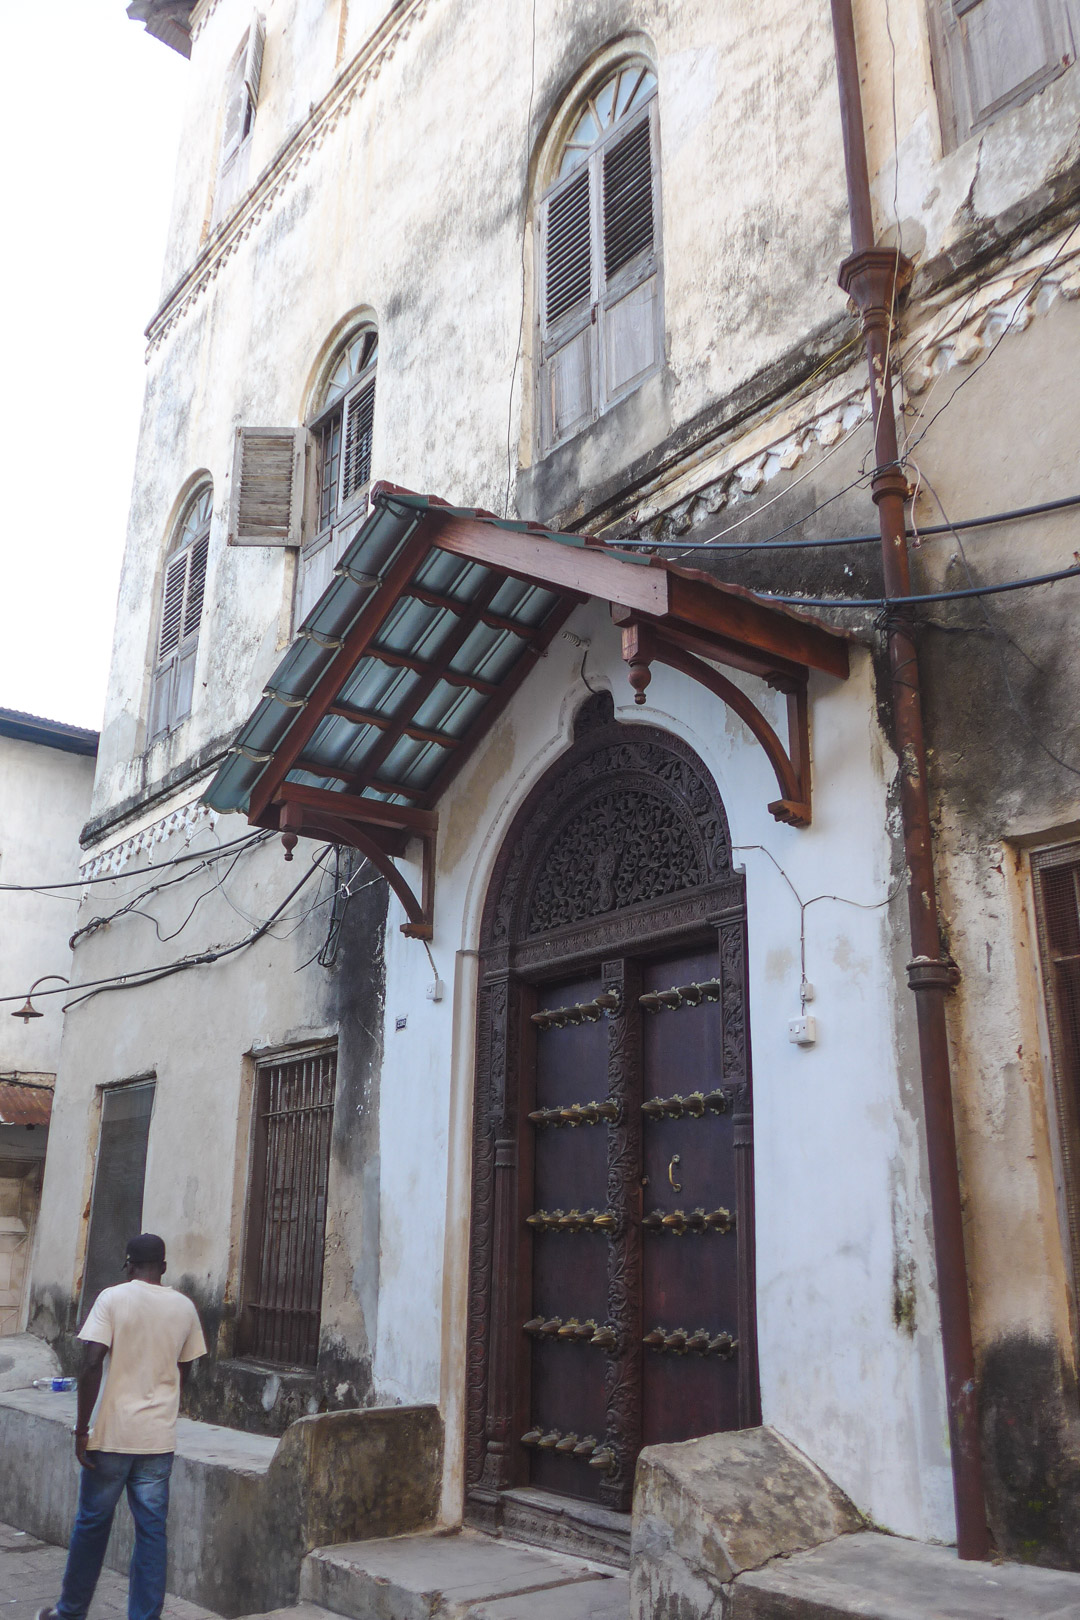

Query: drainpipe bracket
[
  {"left": 906, "top": 956, "right": 961, "bottom": 992},
  {"left": 838, "top": 246, "right": 914, "bottom": 307}
]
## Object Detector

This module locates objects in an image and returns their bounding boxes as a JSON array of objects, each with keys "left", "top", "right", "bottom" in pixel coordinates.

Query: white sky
[{"left": 0, "top": 3, "right": 189, "bottom": 730}]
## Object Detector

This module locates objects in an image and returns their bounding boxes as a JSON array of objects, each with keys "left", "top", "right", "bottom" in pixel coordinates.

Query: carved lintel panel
[{"left": 601, "top": 957, "right": 643, "bottom": 1512}]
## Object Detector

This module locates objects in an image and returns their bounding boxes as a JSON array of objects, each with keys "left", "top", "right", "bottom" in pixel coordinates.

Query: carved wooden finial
[{"left": 627, "top": 659, "right": 652, "bottom": 705}]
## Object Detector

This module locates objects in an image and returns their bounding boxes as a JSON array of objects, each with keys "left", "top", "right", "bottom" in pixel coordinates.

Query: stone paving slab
[
  {"left": 733, "top": 1530, "right": 1080, "bottom": 1619},
  {"left": 0, "top": 1522, "right": 218, "bottom": 1620},
  {"left": 299, "top": 1531, "right": 626, "bottom": 1620}
]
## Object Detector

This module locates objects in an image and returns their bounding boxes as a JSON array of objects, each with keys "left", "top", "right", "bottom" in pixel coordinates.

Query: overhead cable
[
  {"left": 613, "top": 491, "right": 1080, "bottom": 552},
  {"left": 753, "top": 562, "right": 1080, "bottom": 609}
]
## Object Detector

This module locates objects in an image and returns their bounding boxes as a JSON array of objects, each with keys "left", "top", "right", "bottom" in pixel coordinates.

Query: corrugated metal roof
[
  {"left": 205, "top": 486, "right": 633, "bottom": 818},
  {"left": 0, "top": 1080, "right": 53, "bottom": 1128}
]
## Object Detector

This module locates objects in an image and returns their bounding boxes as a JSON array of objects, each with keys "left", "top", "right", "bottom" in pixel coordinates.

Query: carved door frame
[{"left": 464, "top": 696, "right": 760, "bottom": 1530}]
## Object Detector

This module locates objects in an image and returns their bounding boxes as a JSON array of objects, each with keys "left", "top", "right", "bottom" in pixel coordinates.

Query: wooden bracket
[
  {"left": 621, "top": 622, "right": 812, "bottom": 827},
  {"left": 273, "top": 785, "right": 436, "bottom": 938}
]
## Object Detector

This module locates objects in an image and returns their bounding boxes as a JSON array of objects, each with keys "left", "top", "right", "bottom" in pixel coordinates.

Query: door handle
[{"left": 668, "top": 1155, "right": 682, "bottom": 1193}]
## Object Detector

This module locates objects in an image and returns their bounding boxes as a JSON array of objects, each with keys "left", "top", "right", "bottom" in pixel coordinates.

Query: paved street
[{"left": 0, "top": 1522, "right": 218, "bottom": 1620}]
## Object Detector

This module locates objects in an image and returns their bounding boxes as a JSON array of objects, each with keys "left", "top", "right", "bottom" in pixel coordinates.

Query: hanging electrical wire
[{"left": 0, "top": 827, "right": 266, "bottom": 895}]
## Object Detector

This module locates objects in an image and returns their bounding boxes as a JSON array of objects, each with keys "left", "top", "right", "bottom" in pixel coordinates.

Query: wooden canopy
[{"left": 204, "top": 486, "right": 850, "bottom": 937}]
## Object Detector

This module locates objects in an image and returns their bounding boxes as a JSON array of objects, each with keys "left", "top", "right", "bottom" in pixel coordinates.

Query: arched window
[
  {"left": 297, "top": 327, "right": 378, "bottom": 623},
  {"left": 150, "top": 484, "right": 212, "bottom": 739},
  {"left": 212, "top": 13, "right": 266, "bottom": 226},
  {"left": 537, "top": 62, "right": 661, "bottom": 452}
]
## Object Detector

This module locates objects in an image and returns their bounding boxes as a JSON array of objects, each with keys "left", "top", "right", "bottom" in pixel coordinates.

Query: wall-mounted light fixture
[{"left": 11, "top": 975, "right": 70, "bottom": 1024}]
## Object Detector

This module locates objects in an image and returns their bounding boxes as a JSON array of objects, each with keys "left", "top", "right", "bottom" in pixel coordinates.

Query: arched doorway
[{"left": 465, "top": 694, "right": 759, "bottom": 1545}]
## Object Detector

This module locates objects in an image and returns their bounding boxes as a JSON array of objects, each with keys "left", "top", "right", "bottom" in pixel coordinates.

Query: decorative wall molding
[
  {"left": 80, "top": 799, "right": 218, "bottom": 880},
  {"left": 146, "top": 0, "right": 433, "bottom": 355},
  {"left": 190, "top": 0, "right": 223, "bottom": 41}
]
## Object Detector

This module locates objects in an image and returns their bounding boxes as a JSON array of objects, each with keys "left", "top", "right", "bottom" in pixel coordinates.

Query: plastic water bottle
[{"left": 32, "top": 1377, "right": 77, "bottom": 1391}]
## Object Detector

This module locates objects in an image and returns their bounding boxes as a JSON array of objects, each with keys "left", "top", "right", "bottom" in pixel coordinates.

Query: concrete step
[
  {"left": 731, "top": 1531, "right": 1080, "bottom": 1619},
  {"left": 299, "top": 1529, "right": 629, "bottom": 1620}
]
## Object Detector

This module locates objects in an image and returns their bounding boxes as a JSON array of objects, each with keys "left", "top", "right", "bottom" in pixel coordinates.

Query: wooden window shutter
[
  {"left": 937, "top": 0, "right": 1074, "bottom": 144},
  {"left": 228, "top": 426, "right": 303, "bottom": 545},
  {"left": 339, "top": 375, "right": 376, "bottom": 509},
  {"left": 183, "top": 534, "right": 209, "bottom": 640},
  {"left": 158, "top": 551, "right": 188, "bottom": 660},
  {"left": 602, "top": 116, "right": 654, "bottom": 280},
  {"left": 243, "top": 13, "right": 266, "bottom": 116},
  {"left": 542, "top": 170, "right": 592, "bottom": 333}
]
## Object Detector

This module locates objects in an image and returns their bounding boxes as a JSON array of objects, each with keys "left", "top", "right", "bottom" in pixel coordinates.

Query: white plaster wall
[
  {"left": 368, "top": 601, "right": 952, "bottom": 1541},
  {"left": 0, "top": 737, "right": 96, "bottom": 1075}
]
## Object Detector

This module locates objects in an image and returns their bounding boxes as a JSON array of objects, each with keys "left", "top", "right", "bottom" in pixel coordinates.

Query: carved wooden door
[
  {"left": 466, "top": 698, "right": 759, "bottom": 1534},
  {"left": 520, "top": 939, "right": 745, "bottom": 1512}
]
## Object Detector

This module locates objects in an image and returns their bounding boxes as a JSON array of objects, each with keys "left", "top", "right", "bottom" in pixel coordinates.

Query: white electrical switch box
[
  {"left": 426, "top": 980, "right": 445, "bottom": 1003},
  {"left": 788, "top": 1015, "right": 817, "bottom": 1046}
]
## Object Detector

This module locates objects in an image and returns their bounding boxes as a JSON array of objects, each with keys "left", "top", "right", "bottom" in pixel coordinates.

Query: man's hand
[{"left": 74, "top": 1340, "right": 107, "bottom": 1466}]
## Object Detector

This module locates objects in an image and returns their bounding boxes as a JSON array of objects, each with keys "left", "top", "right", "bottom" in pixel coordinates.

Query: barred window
[
  {"left": 537, "top": 63, "right": 662, "bottom": 452},
  {"left": 237, "top": 1047, "right": 337, "bottom": 1367}
]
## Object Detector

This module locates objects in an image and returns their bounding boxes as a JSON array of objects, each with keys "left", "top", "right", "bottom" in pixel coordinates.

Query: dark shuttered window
[
  {"left": 80, "top": 1082, "right": 156, "bottom": 1323},
  {"left": 238, "top": 1047, "right": 337, "bottom": 1368},
  {"left": 537, "top": 63, "right": 662, "bottom": 452},
  {"left": 150, "top": 485, "right": 212, "bottom": 740},
  {"left": 1032, "top": 845, "right": 1080, "bottom": 1350},
  {"left": 296, "top": 328, "right": 378, "bottom": 624},
  {"left": 931, "top": 0, "right": 1076, "bottom": 149},
  {"left": 213, "top": 12, "right": 266, "bottom": 225}
]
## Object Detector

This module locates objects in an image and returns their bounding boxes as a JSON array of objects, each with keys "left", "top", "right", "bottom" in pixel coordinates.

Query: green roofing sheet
[{"left": 203, "top": 486, "right": 640, "bottom": 818}]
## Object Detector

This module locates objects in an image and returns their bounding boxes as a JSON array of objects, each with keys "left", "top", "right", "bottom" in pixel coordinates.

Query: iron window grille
[{"left": 238, "top": 1045, "right": 337, "bottom": 1368}]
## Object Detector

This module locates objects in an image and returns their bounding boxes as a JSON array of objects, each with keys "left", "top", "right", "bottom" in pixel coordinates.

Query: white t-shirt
[{"left": 79, "top": 1280, "right": 207, "bottom": 1454}]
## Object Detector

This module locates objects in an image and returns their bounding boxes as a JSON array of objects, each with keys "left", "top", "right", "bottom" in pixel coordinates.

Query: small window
[
  {"left": 297, "top": 329, "right": 378, "bottom": 624},
  {"left": 212, "top": 13, "right": 266, "bottom": 225},
  {"left": 930, "top": 0, "right": 1076, "bottom": 149},
  {"left": 537, "top": 63, "right": 662, "bottom": 453},
  {"left": 1031, "top": 844, "right": 1080, "bottom": 1343},
  {"left": 150, "top": 485, "right": 211, "bottom": 739},
  {"left": 237, "top": 1047, "right": 337, "bottom": 1367}
]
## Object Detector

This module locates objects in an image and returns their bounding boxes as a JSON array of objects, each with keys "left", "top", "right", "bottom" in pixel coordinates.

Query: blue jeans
[{"left": 56, "top": 1451, "right": 173, "bottom": 1620}]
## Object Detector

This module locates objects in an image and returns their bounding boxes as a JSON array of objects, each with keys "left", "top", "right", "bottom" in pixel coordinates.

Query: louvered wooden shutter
[
  {"left": 183, "top": 535, "right": 209, "bottom": 639},
  {"left": 538, "top": 167, "right": 597, "bottom": 447},
  {"left": 544, "top": 170, "right": 592, "bottom": 330},
  {"left": 158, "top": 551, "right": 188, "bottom": 661},
  {"left": 599, "top": 107, "right": 661, "bottom": 403},
  {"left": 339, "top": 376, "right": 376, "bottom": 509},
  {"left": 229, "top": 426, "right": 302, "bottom": 544},
  {"left": 602, "top": 118, "right": 654, "bottom": 279},
  {"left": 243, "top": 13, "right": 266, "bottom": 114}
]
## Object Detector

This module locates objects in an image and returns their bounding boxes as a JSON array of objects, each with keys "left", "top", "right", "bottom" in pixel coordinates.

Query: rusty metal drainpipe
[{"left": 828, "top": 0, "right": 989, "bottom": 1561}]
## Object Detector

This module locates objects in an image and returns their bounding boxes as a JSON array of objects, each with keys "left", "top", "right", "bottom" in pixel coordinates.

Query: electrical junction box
[
  {"left": 788, "top": 1014, "right": 817, "bottom": 1046},
  {"left": 426, "top": 980, "right": 445, "bottom": 1002}
]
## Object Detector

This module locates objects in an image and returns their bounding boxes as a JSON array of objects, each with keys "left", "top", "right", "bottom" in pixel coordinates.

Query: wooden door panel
[{"left": 640, "top": 946, "right": 740, "bottom": 1449}]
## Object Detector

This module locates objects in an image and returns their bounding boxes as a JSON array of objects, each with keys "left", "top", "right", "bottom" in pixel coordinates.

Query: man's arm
[{"left": 74, "top": 1341, "right": 107, "bottom": 1469}]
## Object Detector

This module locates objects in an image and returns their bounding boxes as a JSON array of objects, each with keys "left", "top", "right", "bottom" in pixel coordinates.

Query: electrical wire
[
  {"left": 908, "top": 468, "right": 1080, "bottom": 781},
  {"left": 0, "top": 828, "right": 265, "bottom": 895},
  {"left": 612, "top": 490, "right": 1080, "bottom": 552},
  {"left": 749, "top": 562, "right": 1080, "bottom": 609},
  {"left": 57, "top": 854, "right": 329, "bottom": 1014}
]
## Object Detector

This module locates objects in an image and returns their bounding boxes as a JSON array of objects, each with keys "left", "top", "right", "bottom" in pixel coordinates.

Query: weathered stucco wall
[{"left": 0, "top": 735, "right": 96, "bottom": 1075}]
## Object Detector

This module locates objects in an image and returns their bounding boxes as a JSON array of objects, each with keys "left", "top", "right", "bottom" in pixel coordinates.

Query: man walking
[{"left": 38, "top": 1233, "right": 206, "bottom": 1620}]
